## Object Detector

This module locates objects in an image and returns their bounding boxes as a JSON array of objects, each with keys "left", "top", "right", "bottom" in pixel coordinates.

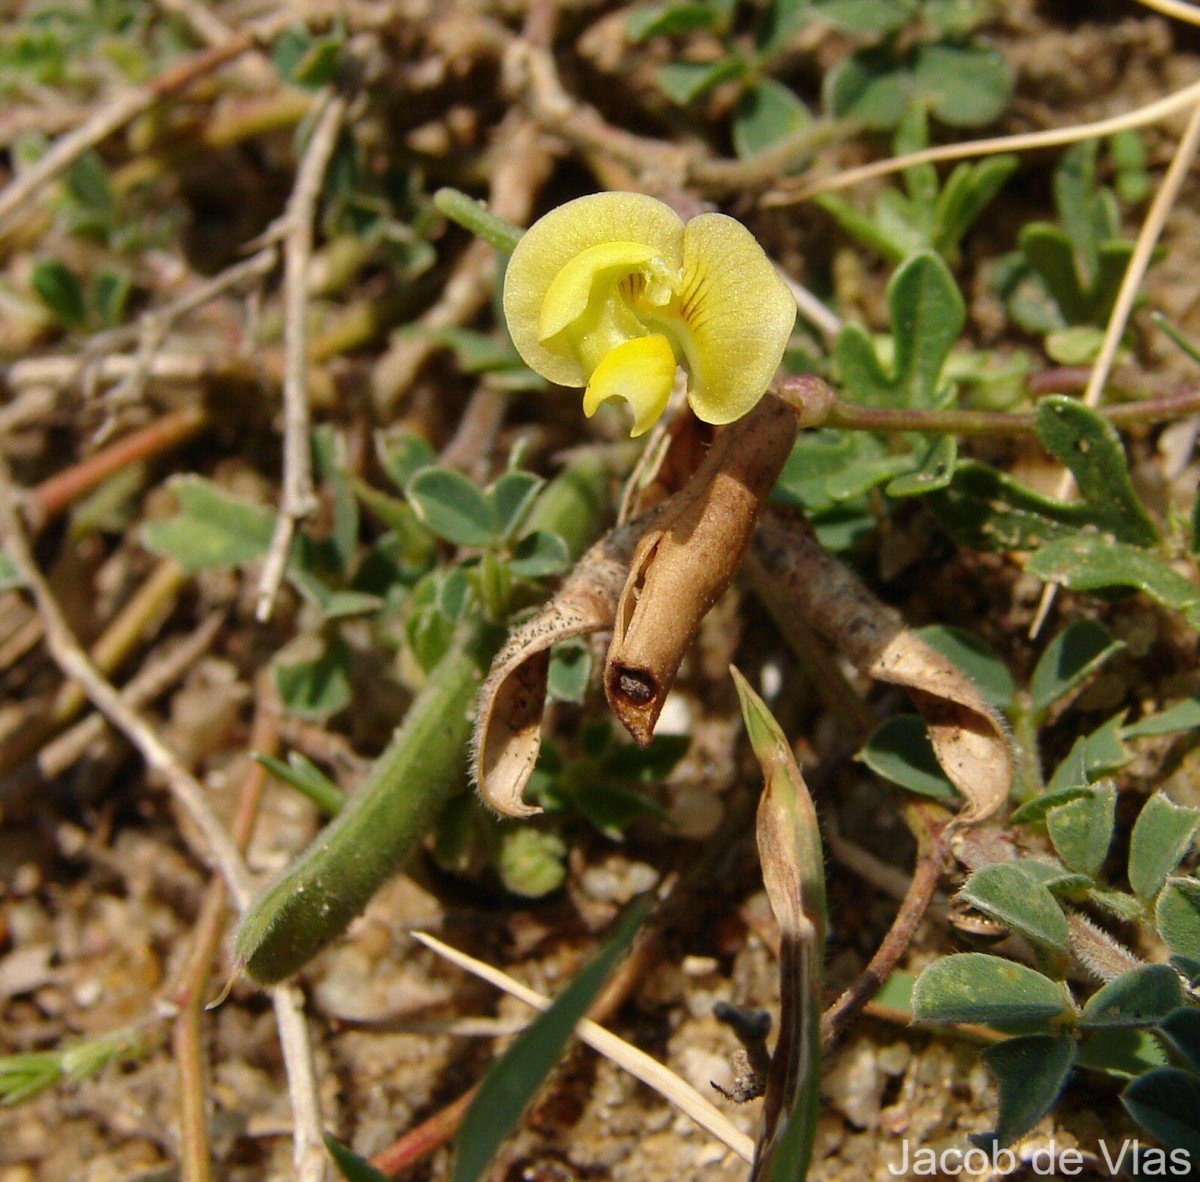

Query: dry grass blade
[
  {"left": 606, "top": 395, "right": 798, "bottom": 746},
  {"left": 732, "top": 669, "right": 826, "bottom": 1182},
  {"left": 749, "top": 510, "right": 1012, "bottom": 822},
  {"left": 410, "top": 931, "right": 755, "bottom": 1163},
  {"left": 472, "top": 509, "right": 661, "bottom": 817}
]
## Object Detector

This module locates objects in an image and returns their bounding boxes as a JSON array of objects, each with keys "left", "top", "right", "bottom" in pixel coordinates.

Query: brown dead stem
[
  {"left": 606, "top": 396, "right": 798, "bottom": 746},
  {"left": 473, "top": 508, "right": 662, "bottom": 817},
  {"left": 748, "top": 509, "right": 1013, "bottom": 823}
]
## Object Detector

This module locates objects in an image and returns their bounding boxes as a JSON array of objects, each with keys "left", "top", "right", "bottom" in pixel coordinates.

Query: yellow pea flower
[{"left": 503, "top": 192, "right": 796, "bottom": 437}]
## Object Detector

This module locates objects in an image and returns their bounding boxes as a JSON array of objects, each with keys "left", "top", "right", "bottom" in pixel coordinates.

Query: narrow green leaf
[
  {"left": 452, "top": 898, "right": 649, "bottom": 1182},
  {"left": 1129, "top": 793, "right": 1200, "bottom": 901},
  {"left": 912, "top": 953, "right": 1071, "bottom": 1032},
  {"left": 1046, "top": 782, "right": 1115, "bottom": 877},
  {"left": 858, "top": 715, "right": 959, "bottom": 800},
  {"left": 932, "top": 155, "right": 1018, "bottom": 258},
  {"left": 1033, "top": 397, "right": 1159, "bottom": 546},
  {"left": 142, "top": 476, "right": 275, "bottom": 570},
  {"left": 886, "top": 433, "right": 956, "bottom": 497},
  {"left": 1156, "top": 877, "right": 1200, "bottom": 962},
  {"left": 433, "top": 188, "right": 523, "bottom": 254},
  {"left": 407, "top": 467, "right": 498, "bottom": 547},
  {"left": 326, "top": 1134, "right": 391, "bottom": 1182},
  {"left": 1123, "top": 696, "right": 1200, "bottom": 739},
  {"left": 1009, "top": 785, "right": 1092, "bottom": 825},
  {"left": 972, "top": 1034, "right": 1077, "bottom": 1150},
  {"left": 256, "top": 752, "right": 346, "bottom": 816},
  {"left": 1122, "top": 1068, "right": 1200, "bottom": 1159},
  {"left": 1081, "top": 965, "right": 1185, "bottom": 1029},
  {"left": 958, "top": 863, "right": 1070, "bottom": 964},
  {"left": 274, "top": 636, "right": 354, "bottom": 721},
  {"left": 1029, "top": 619, "right": 1124, "bottom": 720},
  {"left": 1028, "top": 537, "right": 1200, "bottom": 630},
  {"left": 916, "top": 625, "right": 1015, "bottom": 712}
]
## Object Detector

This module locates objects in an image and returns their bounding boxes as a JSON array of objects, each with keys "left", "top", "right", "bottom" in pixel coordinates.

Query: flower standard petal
[
  {"left": 676, "top": 213, "right": 796, "bottom": 425},
  {"left": 503, "top": 192, "right": 685, "bottom": 387},
  {"left": 582, "top": 334, "right": 678, "bottom": 437}
]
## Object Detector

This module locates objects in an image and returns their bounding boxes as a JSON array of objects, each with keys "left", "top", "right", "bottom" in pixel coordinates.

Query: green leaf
[
  {"left": 1122, "top": 1068, "right": 1200, "bottom": 1160},
  {"left": 489, "top": 471, "right": 544, "bottom": 541},
  {"left": 886, "top": 433, "right": 957, "bottom": 497},
  {"left": 1029, "top": 619, "right": 1124, "bottom": 720},
  {"left": 656, "top": 57, "right": 746, "bottom": 104},
  {"left": 972, "top": 1034, "right": 1077, "bottom": 1150},
  {"left": 824, "top": 42, "right": 1011, "bottom": 130},
  {"left": 1028, "top": 537, "right": 1200, "bottom": 631},
  {"left": 497, "top": 827, "right": 567, "bottom": 898},
  {"left": 813, "top": 0, "right": 912, "bottom": 33},
  {"left": 627, "top": 1, "right": 723, "bottom": 39},
  {"left": 0, "top": 1051, "right": 64, "bottom": 1104},
  {"left": 1009, "top": 786, "right": 1093, "bottom": 825},
  {"left": 1129, "top": 794, "right": 1200, "bottom": 901},
  {"left": 326, "top": 1134, "right": 391, "bottom": 1182},
  {"left": 419, "top": 327, "right": 526, "bottom": 374},
  {"left": 1044, "top": 717, "right": 1130, "bottom": 793},
  {"left": 1046, "top": 782, "right": 1115, "bottom": 877},
  {"left": 916, "top": 625, "right": 1015, "bottom": 712},
  {"left": 0, "top": 548, "right": 25, "bottom": 592},
  {"left": 65, "top": 151, "right": 114, "bottom": 220},
  {"left": 732, "top": 79, "right": 811, "bottom": 160},
  {"left": 857, "top": 714, "right": 959, "bottom": 800},
  {"left": 274, "top": 637, "right": 354, "bottom": 721},
  {"left": 142, "top": 476, "right": 275, "bottom": 570},
  {"left": 32, "top": 258, "right": 87, "bottom": 329},
  {"left": 1156, "top": 877, "right": 1200, "bottom": 961},
  {"left": 912, "top": 43, "right": 1012, "bottom": 128},
  {"left": 273, "top": 26, "right": 341, "bottom": 89},
  {"left": 547, "top": 640, "right": 592, "bottom": 703},
  {"left": 375, "top": 430, "right": 436, "bottom": 494},
  {"left": 451, "top": 898, "right": 649, "bottom": 1182},
  {"left": 932, "top": 155, "right": 1018, "bottom": 259},
  {"left": 91, "top": 268, "right": 132, "bottom": 328},
  {"left": 1123, "top": 695, "right": 1200, "bottom": 739},
  {"left": 1081, "top": 965, "right": 1185, "bottom": 1030},
  {"left": 958, "top": 863, "right": 1070, "bottom": 965},
  {"left": 929, "top": 459, "right": 1098, "bottom": 552},
  {"left": 1158, "top": 1008, "right": 1200, "bottom": 1074},
  {"left": 911, "top": 953, "right": 1071, "bottom": 1032},
  {"left": 1033, "top": 397, "right": 1159, "bottom": 546},
  {"left": 509, "top": 530, "right": 571, "bottom": 579},
  {"left": 256, "top": 752, "right": 346, "bottom": 816},
  {"left": 835, "top": 250, "right": 964, "bottom": 408},
  {"left": 407, "top": 467, "right": 498, "bottom": 547},
  {"left": 1077, "top": 1027, "right": 1167, "bottom": 1080}
]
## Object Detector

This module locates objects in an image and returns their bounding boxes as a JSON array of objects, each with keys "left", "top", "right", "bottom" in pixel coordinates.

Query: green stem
[
  {"left": 235, "top": 623, "right": 499, "bottom": 983},
  {"left": 433, "top": 187, "right": 524, "bottom": 254},
  {"left": 776, "top": 376, "right": 1200, "bottom": 437}
]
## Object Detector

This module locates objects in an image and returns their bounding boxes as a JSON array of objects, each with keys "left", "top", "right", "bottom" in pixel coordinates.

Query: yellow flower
[{"left": 503, "top": 192, "right": 796, "bottom": 437}]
